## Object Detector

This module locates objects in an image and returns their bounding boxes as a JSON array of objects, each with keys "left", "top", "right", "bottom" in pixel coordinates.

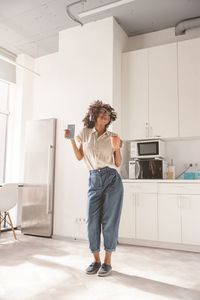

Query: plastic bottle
[
  {"left": 194, "top": 163, "right": 198, "bottom": 179},
  {"left": 167, "top": 159, "right": 175, "bottom": 179},
  {"left": 195, "top": 163, "right": 200, "bottom": 180}
]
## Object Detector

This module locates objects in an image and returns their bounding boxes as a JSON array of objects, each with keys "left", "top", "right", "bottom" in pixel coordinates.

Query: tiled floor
[{"left": 0, "top": 231, "right": 200, "bottom": 300}]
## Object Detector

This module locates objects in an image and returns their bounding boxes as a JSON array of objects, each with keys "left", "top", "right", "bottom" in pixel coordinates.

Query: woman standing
[{"left": 64, "top": 100, "right": 124, "bottom": 277}]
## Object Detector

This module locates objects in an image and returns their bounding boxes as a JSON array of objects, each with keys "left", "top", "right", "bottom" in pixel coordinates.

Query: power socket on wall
[
  {"left": 74, "top": 217, "right": 87, "bottom": 240},
  {"left": 75, "top": 217, "right": 87, "bottom": 224}
]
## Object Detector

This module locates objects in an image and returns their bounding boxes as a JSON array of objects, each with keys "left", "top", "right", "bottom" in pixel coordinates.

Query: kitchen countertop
[
  {"left": 0, "top": 183, "right": 23, "bottom": 187},
  {"left": 122, "top": 179, "right": 200, "bottom": 183}
]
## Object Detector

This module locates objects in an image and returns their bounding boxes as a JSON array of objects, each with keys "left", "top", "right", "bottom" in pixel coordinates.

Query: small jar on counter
[{"left": 167, "top": 159, "right": 175, "bottom": 179}]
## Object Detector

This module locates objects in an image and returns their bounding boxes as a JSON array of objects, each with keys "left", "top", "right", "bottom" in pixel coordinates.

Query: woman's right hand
[{"left": 64, "top": 129, "right": 70, "bottom": 139}]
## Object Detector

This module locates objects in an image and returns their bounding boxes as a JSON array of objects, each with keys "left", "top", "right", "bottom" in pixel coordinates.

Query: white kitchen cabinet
[
  {"left": 158, "top": 194, "right": 181, "bottom": 243},
  {"left": 181, "top": 195, "right": 200, "bottom": 245},
  {"left": 178, "top": 37, "right": 200, "bottom": 137},
  {"left": 119, "top": 182, "right": 157, "bottom": 241},
  {"left": 121, "top": 181, "right": 200, "bottom": 251},
  {"left": 122, "top": 50, "right": 148, "bottom": 140},
  {"left": 122, "top": 43, "right": 179, "bottom": 140},
  {"left": 148, "top": 43, "right": 179, "bottom": 138},
  {"left": 135, "top": 193, "right": 158, "bottom": 240},
  {"left": 158, "top": 183, "right": 200, "bottom": 246},
  {"left": 119, "top": 183, "right": 135, "bottom": 239}
]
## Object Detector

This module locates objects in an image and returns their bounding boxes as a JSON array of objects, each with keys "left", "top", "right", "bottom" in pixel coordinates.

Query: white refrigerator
[{"left": 21, "top": 118, "right": 56, "bottom": 237}]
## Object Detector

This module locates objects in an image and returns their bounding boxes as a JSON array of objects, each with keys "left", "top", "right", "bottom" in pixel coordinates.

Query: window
[{"left": 0, "top": 81, "right": 9, "bottom": 183}]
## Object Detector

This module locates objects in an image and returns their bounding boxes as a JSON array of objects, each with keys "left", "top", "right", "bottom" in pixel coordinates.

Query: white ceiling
[{"left": 0, "top": 0, "right": 200, "bottom": 58}]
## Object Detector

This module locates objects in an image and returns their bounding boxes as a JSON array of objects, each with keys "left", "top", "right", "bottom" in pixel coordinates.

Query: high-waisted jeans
[{"left": 87, "top": 167, "right": 124, "bottom": 253}]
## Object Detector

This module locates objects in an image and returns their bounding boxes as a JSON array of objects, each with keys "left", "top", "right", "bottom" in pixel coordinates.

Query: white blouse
[{"left": 76, "top": 127, "right": 117, "bottom": 171}]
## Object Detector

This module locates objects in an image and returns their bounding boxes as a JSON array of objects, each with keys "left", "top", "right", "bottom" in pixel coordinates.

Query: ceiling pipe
[
  {"left": 66, "top": 0, "right": 87, "bottom": 26},
  {"left": 78, "top": 0, "right": 135, "bottom": 18},
  {"left": 175, "top": 16, "right": 200, "bottom": 36}
]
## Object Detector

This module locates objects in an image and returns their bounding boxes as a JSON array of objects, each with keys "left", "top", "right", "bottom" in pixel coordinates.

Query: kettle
[{"left": 129, "top": 160, "right": 140, "bottom": 179}]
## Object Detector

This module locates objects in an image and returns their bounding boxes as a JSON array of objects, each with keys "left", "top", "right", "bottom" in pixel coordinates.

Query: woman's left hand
[{"left": 111, "top": 135, "right": 122, "bottom": 150}]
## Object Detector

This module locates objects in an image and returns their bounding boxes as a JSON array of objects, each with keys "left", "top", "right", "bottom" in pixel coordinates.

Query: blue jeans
[{"left": 87, "top": 167, "right": 124, "bottom": 253}]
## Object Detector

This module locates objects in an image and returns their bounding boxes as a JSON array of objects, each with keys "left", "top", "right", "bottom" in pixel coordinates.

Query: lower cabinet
[
  {"left": 119, "top": 182, "right": 158, "bottom": 241},
  {"left": 158, "top": 184, "right": 200, "bottom": 246},
  {"left": 135, "top": 193, "right": 157, "bottom": 240},
  {"left": 120, "top": 181, "right": 200, "bottom": 250},
  {"left": 119, "top": 183, "right": 135, "bottom": 239},
  {"left": 181, "top": 195, "right": 200, "bottom": 245},
  {"left": 158, "top": 194, "right": 181, "bottom": 243}
]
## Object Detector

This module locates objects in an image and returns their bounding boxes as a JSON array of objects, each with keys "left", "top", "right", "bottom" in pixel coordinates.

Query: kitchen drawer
[
  {"left": 158, "top": 183, "right": 200, "bottom": 195},
  {"left": 124, "top": 182, "right": 157, "bottom": 193}
]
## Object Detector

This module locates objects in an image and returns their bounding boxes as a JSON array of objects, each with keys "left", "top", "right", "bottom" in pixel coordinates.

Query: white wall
[
  {"left": 125, "top": 26, "right": 200, "bottom": 52},
  {"left": 33, "top": 17, "right": 118, "bottom": 238},
  {"left": 112, "top": 19, "right": 128, "bottom": 136}
]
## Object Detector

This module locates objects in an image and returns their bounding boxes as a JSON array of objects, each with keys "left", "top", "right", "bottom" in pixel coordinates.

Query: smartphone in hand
[{"left": 64, "top": 124, "right": 75, "bottom": 139}]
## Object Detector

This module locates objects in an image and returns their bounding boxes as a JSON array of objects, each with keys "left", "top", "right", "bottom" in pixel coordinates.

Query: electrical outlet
[{"left": 75, "top": 217, "right": 86, "bottom": 224}]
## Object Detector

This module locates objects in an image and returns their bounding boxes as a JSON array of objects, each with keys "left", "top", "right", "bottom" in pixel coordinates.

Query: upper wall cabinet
[
  {"left": 178, "top": 38, "right": 200, "bottom": 138},
  {"left": 122, "top": 49, "right": 148, "bottom": 140},
  {"left": 122, "top": 43, "right": 179, "bottom": 140},
  {"left": 148, "top": 43, "right": 179, "bottom": 138}
]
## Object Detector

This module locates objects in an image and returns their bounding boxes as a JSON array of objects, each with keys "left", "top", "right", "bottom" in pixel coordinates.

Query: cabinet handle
[
  {"left": 181, "top": 198, "right": 184, "bottom": 209},
  {"left": 177, "top": 197, "right": 181, "bottom": 208},
  {"left": 176, "top": 185, "right": 185, "bottom": 189},
  {"left": 135, "top": 194, "right": 140, "bottom": 206},
  {"left": 145, "top": 123, "right": 149, "bottom": 138},
  {"left": 46, "top": 145, "right": 54, "bottom": 214},
  {"left": 181, "top": 196, "right": 191, "bottom": 209}
]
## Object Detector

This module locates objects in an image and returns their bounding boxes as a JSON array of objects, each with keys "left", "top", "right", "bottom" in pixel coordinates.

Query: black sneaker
[
  {"left": 97, "top": 263, "right": 112, "bottom": 277},
  {"left": 86, "top": 262, "right": 101, "bottom": 275}
]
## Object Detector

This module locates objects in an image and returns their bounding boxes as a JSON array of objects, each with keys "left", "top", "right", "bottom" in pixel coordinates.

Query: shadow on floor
[{"left": 111, "top": 271, "right": 200, "bottom": 300}]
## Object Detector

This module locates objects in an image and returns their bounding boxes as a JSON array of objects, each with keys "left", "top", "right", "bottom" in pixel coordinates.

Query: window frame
[{"left": 0, "top": 80, "right": 10, "bottom": 183}]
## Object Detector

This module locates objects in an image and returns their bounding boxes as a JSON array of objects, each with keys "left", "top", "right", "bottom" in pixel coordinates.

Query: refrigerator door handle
[
  {"left": 135, "top": 160, "right": 140, "bottom": 179},
  {"left": 47, "top": 145, "right": 54, "bottom": 214}
]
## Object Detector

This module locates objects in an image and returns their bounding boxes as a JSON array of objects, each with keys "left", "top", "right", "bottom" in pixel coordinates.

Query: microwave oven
[
  {"left": 129, "top": 159, "right": 167, "bottom": 179},
  {"left": 130, "top": 139, "right": 165, "bottom": 159}
]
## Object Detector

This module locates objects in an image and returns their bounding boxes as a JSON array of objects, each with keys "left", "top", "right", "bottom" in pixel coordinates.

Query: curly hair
[{"left": 82, "top": 100, "right": 117, "bottom": 128}]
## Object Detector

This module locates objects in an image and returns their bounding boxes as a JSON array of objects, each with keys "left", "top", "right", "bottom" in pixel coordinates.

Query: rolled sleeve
[{"left": 76, "top": 129, "right": 84, "bottom": 143}]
